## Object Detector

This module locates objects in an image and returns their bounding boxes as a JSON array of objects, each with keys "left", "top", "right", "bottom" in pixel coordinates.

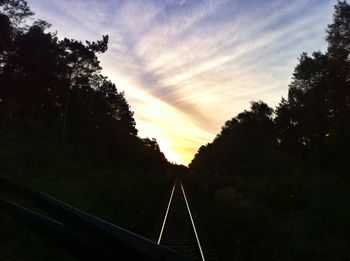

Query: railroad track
[
  {"left": 0, "top": 177, "right": 217, "bottom": 260},
  {"left": 157, "top": 179, "right": 217, "bottom": 261}
]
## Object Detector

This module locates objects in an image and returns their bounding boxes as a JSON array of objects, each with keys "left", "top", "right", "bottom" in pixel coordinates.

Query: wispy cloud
[{"left": 28, "top": 0, "right": 335, "bottom": 164}]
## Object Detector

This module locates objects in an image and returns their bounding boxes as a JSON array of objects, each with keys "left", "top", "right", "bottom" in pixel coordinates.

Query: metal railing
[{"left": 0, "top": 177, "right": 190, "bottom": 260}]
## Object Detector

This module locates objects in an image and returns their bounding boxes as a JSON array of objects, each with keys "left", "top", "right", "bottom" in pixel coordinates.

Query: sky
[{"left": 27, "top": 0, "right": 335, "bottom": 165}]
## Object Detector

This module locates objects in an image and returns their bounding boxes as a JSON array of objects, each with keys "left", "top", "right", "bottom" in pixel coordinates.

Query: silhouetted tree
[
  {"left": 59, "top": 36, "right": 109, "bottom": 141},
  {"left": 0, "top": 0, "right": 33, "bottom": 25},
  {"left": 190, "top": 101, "right": 275, "bottom": 177},
  {"left": 275, "top": 1, "right": 350, "bottom": 162},
  {"left": 283, "top": 52, "right": 330, "bottom": 155},
  {"left": 0, "top": 13, "right": 11, "bottom": 54},
  {"left": 191, "top": 1, "right": 350, "bottom": 177},
  {"left": 325, "top": 0, "right": 350, "bottom": 157},
  {"left": 0, "top": 0, "right": 169, "bottom": 175}
]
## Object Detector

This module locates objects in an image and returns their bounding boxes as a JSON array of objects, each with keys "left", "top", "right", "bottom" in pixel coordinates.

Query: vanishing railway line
[
  {"left": 0, "top": 177, "right": 216, "bottom": 260},
  {"left": 157, "top": 179, "right": 205, "bottom": 260}
]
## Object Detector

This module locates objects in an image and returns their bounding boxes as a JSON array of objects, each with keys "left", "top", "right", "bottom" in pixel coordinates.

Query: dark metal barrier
[{"left": 0, "top": 177, "right": 190, "bottom": 260}]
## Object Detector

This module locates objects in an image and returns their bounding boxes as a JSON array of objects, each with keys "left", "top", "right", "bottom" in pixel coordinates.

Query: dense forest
[
  {"left": 188, "top": 1, "right": 350, "bottom": 260},
  {"left": 0, "top": 1, "right": 173, "bottom": 259},
  {"left": 0, "top": 0, "right": 168, "bottom": 170}
]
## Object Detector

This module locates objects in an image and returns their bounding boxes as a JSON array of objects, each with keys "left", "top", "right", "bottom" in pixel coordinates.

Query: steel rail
[
  {"left": 180, "top": 180, "right": 206, "bottom": 261},
  {"left": 40, "top": 192, "right": 188, "bottom": 260},
  {"left": 157, "top": 179, "right": 177, "bottom": 244}
]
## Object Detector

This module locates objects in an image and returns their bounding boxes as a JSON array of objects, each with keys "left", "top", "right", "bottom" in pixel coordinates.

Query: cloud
[{"left": 28, "top": 0, "right": 335, "bottom": 164}]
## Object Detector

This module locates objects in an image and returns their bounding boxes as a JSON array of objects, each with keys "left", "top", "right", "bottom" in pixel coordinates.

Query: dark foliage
[
  {"left": 0, "top": 2, "right": 171, "bottom": 259},
  {"left": 0, "top": 0, "right": 168, "bottom": 171},
  {"left": 189, "top": 2, "right": 350, "bottom": 260},
  {"left": 190, "top": 0, "right": 350, "bottom": 178}
]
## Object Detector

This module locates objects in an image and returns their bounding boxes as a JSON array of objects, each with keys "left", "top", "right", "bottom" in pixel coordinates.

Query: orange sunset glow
[{"left": 27, "top": 0, "right": 334, "bottom": 164}]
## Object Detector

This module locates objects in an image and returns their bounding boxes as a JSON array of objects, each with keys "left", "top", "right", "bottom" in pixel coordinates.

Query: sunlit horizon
[{"left": 28, "top": 0, "right": 335, "bottom": 165}]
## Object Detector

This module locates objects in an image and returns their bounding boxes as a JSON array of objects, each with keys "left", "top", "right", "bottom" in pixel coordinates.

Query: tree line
[
  {"left": 190, "top": 1, "right": 350, "bottom": 178},
  {"left": 0, "top": 0, "right": 169, "bottom": 172}
]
